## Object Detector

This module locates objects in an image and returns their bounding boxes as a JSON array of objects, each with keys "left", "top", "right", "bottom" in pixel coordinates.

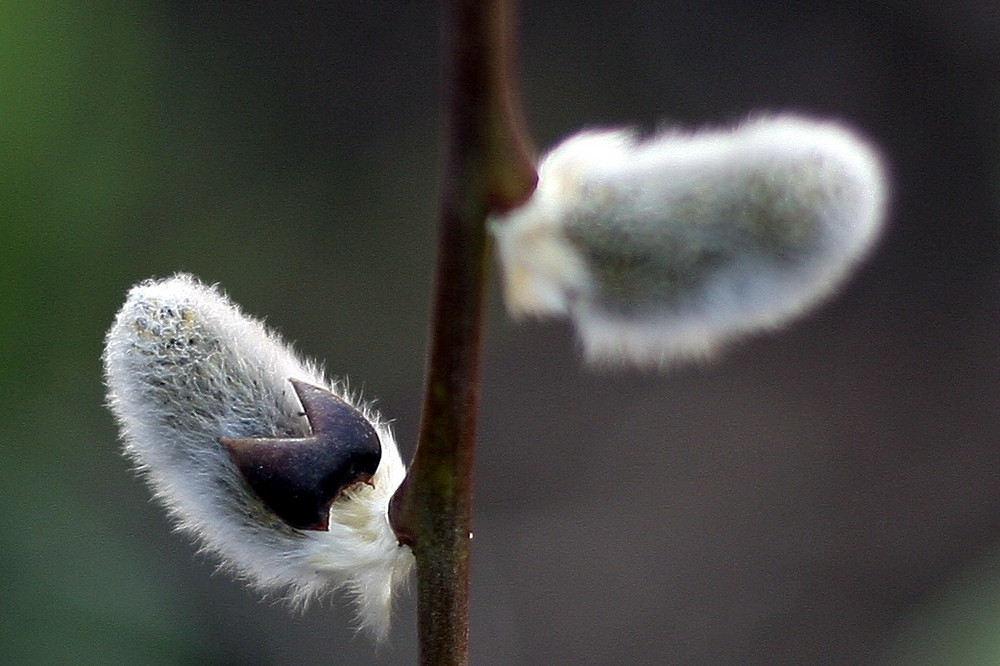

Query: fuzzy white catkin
[
  {"left": 102, "top": 274, "right": 413, "bottom": 639},
  {"left": 491, "top": 115, "right": 888, "bottom": 366}
]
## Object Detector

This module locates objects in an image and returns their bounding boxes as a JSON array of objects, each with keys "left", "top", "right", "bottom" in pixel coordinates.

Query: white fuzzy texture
[
  {"left": 103, "top": 274, "right": 413, "bottom": 638},
  {"left": 492, "top": 115, "right": 888, "bottom": 365}
]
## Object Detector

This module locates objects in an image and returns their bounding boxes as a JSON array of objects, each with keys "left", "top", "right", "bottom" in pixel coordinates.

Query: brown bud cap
[{"left": 221, "top": 379, "right": 381, "bottom": 531}]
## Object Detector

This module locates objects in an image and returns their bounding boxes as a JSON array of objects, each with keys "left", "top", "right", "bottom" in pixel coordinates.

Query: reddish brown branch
[{"left": 388, "top": 0, "right": 536, "bottom": 664}]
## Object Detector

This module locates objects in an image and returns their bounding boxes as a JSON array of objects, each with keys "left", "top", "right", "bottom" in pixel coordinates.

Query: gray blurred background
[{"left": 2, "top": 1, "right": 999, "bottom": 664}]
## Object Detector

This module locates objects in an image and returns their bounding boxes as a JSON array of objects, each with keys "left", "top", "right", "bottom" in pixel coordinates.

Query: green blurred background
[{"left": 2, "top": 1, "right": 999, "bottom": 664}]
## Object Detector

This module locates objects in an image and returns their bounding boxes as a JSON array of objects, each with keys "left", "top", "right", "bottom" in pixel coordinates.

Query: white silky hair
[
  {"left": 491, "top": 114, "right": 888, "bottom": 366},
  {"left": 103, "top": 274, "right": 413, "bottom": 639}
]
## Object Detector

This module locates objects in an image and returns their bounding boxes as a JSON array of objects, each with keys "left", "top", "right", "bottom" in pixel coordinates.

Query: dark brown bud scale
[{"left": 221, "top": 379, "right": 382, "bottom": 531}]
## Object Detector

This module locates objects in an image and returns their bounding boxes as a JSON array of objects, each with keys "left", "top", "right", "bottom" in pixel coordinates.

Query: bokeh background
[{"left": 2, "top": 1, "right": 999, "bottom": 664}]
